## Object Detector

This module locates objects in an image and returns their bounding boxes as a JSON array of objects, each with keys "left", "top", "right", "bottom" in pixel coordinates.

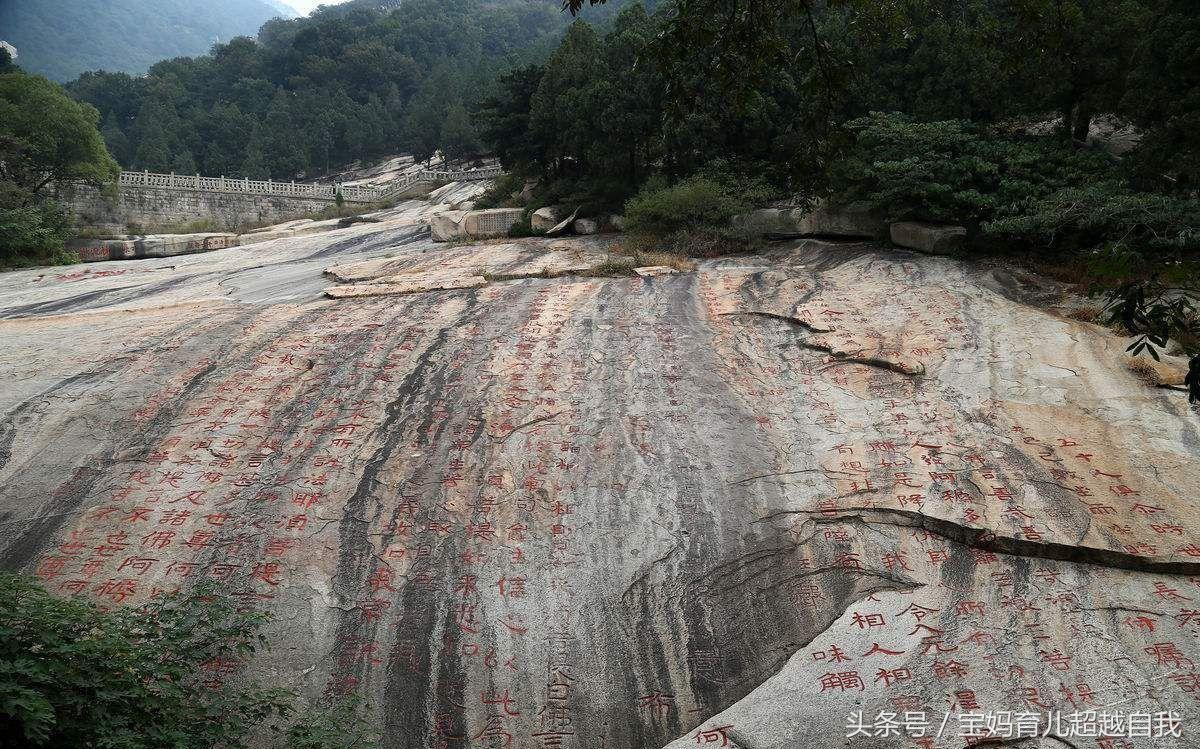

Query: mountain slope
[{"left": 0, "top": 0, "right": 297, "bottom": 81}]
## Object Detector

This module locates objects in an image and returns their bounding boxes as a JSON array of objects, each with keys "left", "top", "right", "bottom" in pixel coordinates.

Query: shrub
[
  {"left": 624, "top": 170, "right": 775, "bottom": 237},
  {"left": 0, "top": 202, "right": 75, "bottom": 268},
  {"left": 473, "top": 171, "right": 526, "bottom": 210},
  {"left": 507, "top": 213, "right": 546, "bottom": 238},
  {"left": 0, "top": 573, "right": 377, "bottom": 749},
  {"left": 830, "top": 112, "right": 1117, "bottom": 227},
  {"left": 983, "top": 182, "right": 1200, "bottom": 254}
]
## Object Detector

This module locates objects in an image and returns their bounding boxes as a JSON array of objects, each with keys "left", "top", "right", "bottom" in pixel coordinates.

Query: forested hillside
[
  {"left": 0, "top": 0, "right": 296, "bottom": 82},
  {"left": 67, "top": 0, "right": 644, "bottom": 180}
]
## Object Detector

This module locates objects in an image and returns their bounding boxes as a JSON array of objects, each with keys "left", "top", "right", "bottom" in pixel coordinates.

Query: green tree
[
  {"left": 0, "top": 71, "right": 118, "bottom": 201},
  {"left": 439, "top": 102, "right": 483, "bottom": 163},
  {"left": 1122, "top": 0, "right": 1200, "bottom": 189},
  {"left": 590, "top": 3, "right": 663, "bottom": 192},
  {"left": 0, "top": 573, "right": 380, "bottom": 749},
  {"left": 241, "top": 140, "right": 271, "bottom": 180},
  {"left": 528, "top": 21, "right": 603, "bottom": 180},
  {"left": 480, "top": 64, "right": 546, "bottom": 173},
  {"left": 0, "top": 69, "right": 118, "bottom": 266},
  {"left": 1009, "top": 0, "right": 1150, "bottom": 141}
]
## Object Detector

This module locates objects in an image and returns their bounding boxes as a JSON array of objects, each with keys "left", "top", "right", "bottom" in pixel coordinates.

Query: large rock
[
  {"left": 573, "top": 217, "right": 599, "bottom": 235},
  {"left": 799, "top": 200, "right": 888, "bottom": 239},
  {"left": 547, "top": 207, "right": 580, "bottom": 237},
  {"left": 733, "top": 201, "right": 888, "bottom": 240},
  {"left": 67, "top": 232, "right": 239, "bottom": 262},
  {"left": 430, "top": 210, "right": 467, "bottom": 242},
  {"left": 531, "top": 206, "right": 568, "bottom": 233},
  {"left": 731, "top": 208, "right": 800, "bottom": 238},
  {"left": 890, "top": 221, "right": 967, "bottom": 255},
  {"left": 462, "top": 208, "right": 524, "bottom": 239},
  {"left": 9, "top": 224, "right": 1200, "bottom": 749}
]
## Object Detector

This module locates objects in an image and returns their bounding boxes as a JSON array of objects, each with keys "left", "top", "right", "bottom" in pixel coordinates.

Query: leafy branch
[{"left": 1103, "top": 277, "right": 1200, "bottom": 403}]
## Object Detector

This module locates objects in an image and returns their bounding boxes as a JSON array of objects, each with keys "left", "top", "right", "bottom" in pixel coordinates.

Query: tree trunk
[
  {"left": 1058, "top": 101, "right": 1076, "bottom": 142},
  {"left": 1072, "top": 104, "right": 1093, "bottom": 143}
]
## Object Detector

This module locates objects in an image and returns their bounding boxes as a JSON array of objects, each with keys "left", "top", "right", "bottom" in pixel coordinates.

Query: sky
[{"left": 282, "top": 0, "right": 352, "bottom": 14}]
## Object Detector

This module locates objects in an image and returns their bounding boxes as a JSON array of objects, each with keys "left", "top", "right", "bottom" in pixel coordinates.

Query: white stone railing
[
  {"left": 117, "top": 164, "right": 502, "bottom": 204},
  {"left": 376, "top": 164, "right": 504, "bottom": 201}
]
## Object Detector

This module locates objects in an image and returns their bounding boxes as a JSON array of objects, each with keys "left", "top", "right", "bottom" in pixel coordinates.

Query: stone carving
[
  {"left": 0, "top": 219, "right": 1197, "bottom": 749},
  {"left": 464, "top": 208, "right": 524, "bottom": 238}
]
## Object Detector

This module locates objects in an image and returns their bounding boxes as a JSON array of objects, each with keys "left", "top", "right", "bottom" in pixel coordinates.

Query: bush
[
  {"left": 624, "top": 169, "right": 776, "bottom": 238},
  {"left": 830, "top": 113, "right": 1117, "bottom": 227},
  {"left": 473, "top": 171, "right": 526, "bottom": 210},
  {"left": 984, "top": 182, "right": 1200, "bottom": 254},
  {"left": 0, "top": 202, "right": 75, "bottom": 268},
  {"left": 507, "top": 212, "right": 546, "bottom": 238},
  {"left": 0, "top": 573, "right": 378, "bottom": 749}
]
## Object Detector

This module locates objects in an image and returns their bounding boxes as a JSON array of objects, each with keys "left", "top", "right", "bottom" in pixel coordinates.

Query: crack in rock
[{"left": 786, "top": 505, "right": 1200, "bottom": 576}]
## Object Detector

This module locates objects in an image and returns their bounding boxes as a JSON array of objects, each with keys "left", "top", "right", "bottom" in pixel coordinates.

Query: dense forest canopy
[
  {"left": 497, "top": 0, "right": 1198, "bottom": 201},
  {"left": 66, "top": 0, "right": 647, "bottom": 180},
  {"left": 0, "top": 0, "right": 296, "bottom": 83}
]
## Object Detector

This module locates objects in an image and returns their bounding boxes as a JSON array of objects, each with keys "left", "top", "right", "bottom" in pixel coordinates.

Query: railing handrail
[{"left": 115, "top": 164, "right": 502, "bottom": 203}]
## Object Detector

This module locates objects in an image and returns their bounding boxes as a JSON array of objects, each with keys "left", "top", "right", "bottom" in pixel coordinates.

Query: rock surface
[
  {"left": 2, "top": 206, "right": 1199, "bottom": 749},
  {"left": 891, "top": 221, "right": 968, "bottom": 255},
  {"left": 634, "top": 265, "right": 681, "bottom": 277},
  {"left": 324, "top": 275, "right": 486, "bottom": 298}
]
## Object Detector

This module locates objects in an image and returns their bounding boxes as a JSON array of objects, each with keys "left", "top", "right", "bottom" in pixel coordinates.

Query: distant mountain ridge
[{"left": 0, "top": 0, "right": 297, "bottom": 82}]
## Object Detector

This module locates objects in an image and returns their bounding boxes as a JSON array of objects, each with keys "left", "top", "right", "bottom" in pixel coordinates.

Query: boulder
[
  {"left": 731, "top": 208, "right": 800, "bottom": 238},
  {"left": 546, "top": 207, "right": 580, "bottom": 237},
  {"left": 889, "top": 221, "right": 967, "bottom": 255},
  {"left": 732, "top": 201, "right": 888, "bottom": 240},
  {"left": 430, "top": 211, "right": 467, "bottom": 242},
  {"left": 573, "top": 218, "right": 599, "bottom": 235},
  {"left": 531, "top": 206, "right": 568, "bottom": 233},
  {"left": 463, "top": 208, "right": 524, "bottom": 238},
  {"left": 797, "top": 201, "right": 888, "bottom": 239},
  {"left": 607, "top": 214, "right": 626, "bottom": 232}
]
